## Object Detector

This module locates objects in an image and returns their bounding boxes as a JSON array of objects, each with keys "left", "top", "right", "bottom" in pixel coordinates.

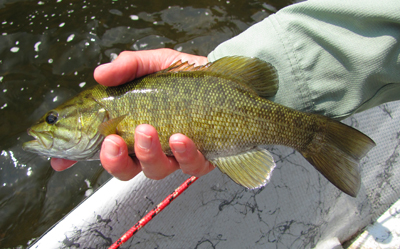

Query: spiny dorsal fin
[
  {"left": 210, "top": 147, "right": 276, "bottom": 189},
  {"left": 162, "top": 56, "right": 279, "bottom": 97},
  {"left": 163, "top": 60, "right": 209, "bottom": 72},
  {"left": 98, "top": 115, "right": 126, "bottom": 137}
]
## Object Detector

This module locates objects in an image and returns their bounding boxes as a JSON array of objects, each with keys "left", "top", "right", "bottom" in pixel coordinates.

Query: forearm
[{"left": 208, "top": 0, "right": 400, "bottom": 120}]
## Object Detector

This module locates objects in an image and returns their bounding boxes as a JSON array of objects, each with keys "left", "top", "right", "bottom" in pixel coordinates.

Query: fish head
[{"left": 23, "top": 92, "right": 108, "bottom": 161}]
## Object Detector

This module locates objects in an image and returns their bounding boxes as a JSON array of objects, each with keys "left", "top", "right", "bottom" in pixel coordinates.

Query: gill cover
[{"left": 23, "top": 91, "right": 109, "bottom": 160}]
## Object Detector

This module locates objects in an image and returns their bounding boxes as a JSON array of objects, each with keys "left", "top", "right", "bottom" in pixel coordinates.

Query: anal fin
[{"left": 211, "top": 148, "right": 276, "bottom": 189}]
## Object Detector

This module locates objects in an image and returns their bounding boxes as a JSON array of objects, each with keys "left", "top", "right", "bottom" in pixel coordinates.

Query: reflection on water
[{"left": 0, "top": 0, "right": 289, "bottom": 247}]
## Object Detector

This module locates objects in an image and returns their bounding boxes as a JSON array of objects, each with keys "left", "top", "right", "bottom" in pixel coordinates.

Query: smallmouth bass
[{"left": 23, "top": 56, "right": 375, "bottom": 197}]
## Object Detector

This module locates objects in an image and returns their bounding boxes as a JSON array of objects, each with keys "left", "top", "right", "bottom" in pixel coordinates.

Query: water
[{"left": 0, "top": 0, "right": 292, "bottom": 247}]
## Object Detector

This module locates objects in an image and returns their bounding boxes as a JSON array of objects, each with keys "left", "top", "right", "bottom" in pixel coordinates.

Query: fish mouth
[{"left": 22, "top": 128, "right": 54, "bottom": 152}]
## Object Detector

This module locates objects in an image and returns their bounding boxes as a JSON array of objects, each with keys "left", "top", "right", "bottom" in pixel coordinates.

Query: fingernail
[
  {"left": 171, "top": 141, "right": 186, "bottom": 153},
  {"left": 136, "top": 131, "right": 152, "bottom": 150},
  {"left": 103, "top": 138, "right": 121, "bottom": 157}
]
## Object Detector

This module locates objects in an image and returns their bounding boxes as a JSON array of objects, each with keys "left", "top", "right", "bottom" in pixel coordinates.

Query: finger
[
  {"left": 94, "top": 48, "right": 208, "bottom": 87},
  {"left": 100, "top": 134, "right": 141, "bottom": 181},
  {"left": 169, "top": 134, "right": 215, "bottom": 177},
  {"left": 134, "top": 124, "right": 179, "bottom": 180},
  {"left": 94, "top": 50, "right": 165, "bottom": 87},
  {"left": 51, "top": 158, "right": 77, "bottom": 171}
]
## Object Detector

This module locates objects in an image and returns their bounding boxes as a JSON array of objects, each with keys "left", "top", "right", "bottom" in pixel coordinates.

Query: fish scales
[
  {"left": 23, "top": 56, "right": 376, "bottom": 197},
  {"left": 90, "top": 73, "right": 315, "bottom": 159}
]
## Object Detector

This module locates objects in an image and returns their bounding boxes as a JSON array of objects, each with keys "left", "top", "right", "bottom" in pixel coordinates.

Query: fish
[{"left": 23, "top": 56, "right": 376, "bottom": 197}]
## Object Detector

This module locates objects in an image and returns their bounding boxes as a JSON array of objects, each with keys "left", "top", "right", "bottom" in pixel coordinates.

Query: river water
[{"left": 0, "top": 0, "right": 293, "bottom": 247}]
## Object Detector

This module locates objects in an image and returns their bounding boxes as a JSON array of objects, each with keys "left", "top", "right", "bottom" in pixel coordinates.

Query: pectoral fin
[
  {"left": 98, "top": 115, "right": 127, "bottom": 137},
  {"left": 211, "top": 148, "right": 276, "bottom": 189}
]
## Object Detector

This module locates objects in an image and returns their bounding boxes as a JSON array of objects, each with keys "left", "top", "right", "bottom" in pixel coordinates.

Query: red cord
[{"left": 108, "top": 176, "right": 198, "bottom": 249}]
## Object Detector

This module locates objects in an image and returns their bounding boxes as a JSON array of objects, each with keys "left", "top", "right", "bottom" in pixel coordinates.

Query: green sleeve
[{"left": 207, "top": 0, "right": 400, "bottom": 120}]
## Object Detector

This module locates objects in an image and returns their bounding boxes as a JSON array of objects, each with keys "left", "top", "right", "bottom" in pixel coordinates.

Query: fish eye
[{"left": 46, "top": 112, "right": 58, "bottom": 125}]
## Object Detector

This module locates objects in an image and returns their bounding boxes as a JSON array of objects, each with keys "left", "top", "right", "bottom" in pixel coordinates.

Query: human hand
[{"left": 51, "top": 48, "right": 215, "bottom": 181}]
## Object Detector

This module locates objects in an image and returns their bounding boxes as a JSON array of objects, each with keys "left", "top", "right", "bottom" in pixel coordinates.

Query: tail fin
[{"left": 300, "top": 117, "right": 375, "bottom": 197}]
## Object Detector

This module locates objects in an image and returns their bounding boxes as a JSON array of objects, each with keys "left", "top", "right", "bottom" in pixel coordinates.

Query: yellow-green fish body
[{"left": 23, "top": 56, "right": 375, "bottom": 197}]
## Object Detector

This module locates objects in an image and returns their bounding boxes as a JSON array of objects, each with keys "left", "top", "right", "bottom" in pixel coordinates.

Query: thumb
[{"left": 94, "top": 48, "right": 208, "bottom": 87}]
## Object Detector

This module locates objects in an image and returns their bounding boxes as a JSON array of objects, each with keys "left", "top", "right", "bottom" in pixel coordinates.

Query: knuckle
[
  {"left": 143, "top": 171, "right": 166, "bottom": 181},
  {"left": 118, "top": 51, "right": 131, "bottom": 58},
  {"left": 175, "top": 156, "right": 193, "bottom": 165},
  {"left": 181, "top": 165, "right": 203, "bottom": 177},
  {"left": 135, "top": 148, "right": 158, "bottom": 164},
  {"left": 174, "top": 149, "right": 197, "bottom": 164}
]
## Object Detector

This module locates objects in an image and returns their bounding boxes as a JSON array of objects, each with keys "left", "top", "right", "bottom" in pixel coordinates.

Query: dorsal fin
[
  {"left": 205, "top": 56, "right": 279, "bottom": 97},
  {"left": 160, "top": 56, "right": 279, "bottom": 97},
  {"left": 160, "top": 60, "right": 210, "bottom": 73}
]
